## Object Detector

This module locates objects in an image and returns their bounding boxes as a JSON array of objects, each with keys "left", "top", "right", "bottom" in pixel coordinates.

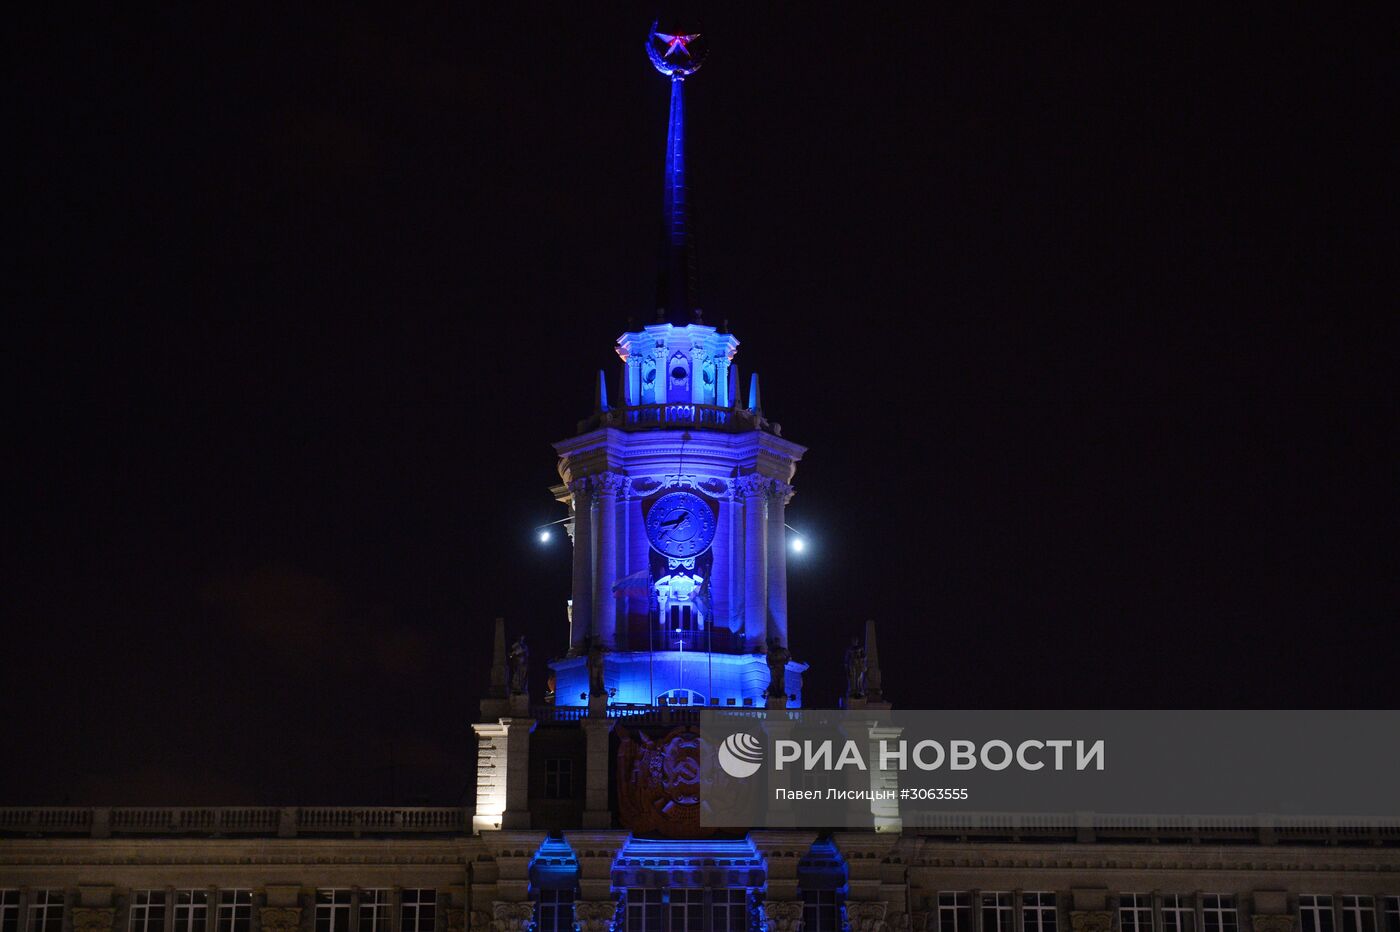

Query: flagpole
[{"left": 648, "top": 589, "right": 654, "bottom": 706}]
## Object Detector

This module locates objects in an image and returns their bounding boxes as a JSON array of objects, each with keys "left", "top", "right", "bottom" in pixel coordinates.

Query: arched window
[{"left": 656, "top": 688, "right": 707, "bottom": 707}]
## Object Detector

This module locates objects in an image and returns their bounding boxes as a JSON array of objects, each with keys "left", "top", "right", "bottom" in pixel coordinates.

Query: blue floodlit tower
[{"left": 548, "top": 24, "right": 807, "bottom": 712}]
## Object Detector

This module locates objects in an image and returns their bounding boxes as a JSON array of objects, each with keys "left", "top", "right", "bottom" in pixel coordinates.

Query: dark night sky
[{"left": 7, "top": 5, "right": 1396, "bottom": 806}]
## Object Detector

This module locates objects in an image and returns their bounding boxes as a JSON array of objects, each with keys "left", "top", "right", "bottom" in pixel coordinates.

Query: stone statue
[
  {"left": 586, "top": 637, "right": 607, "bottom": 697},
  {"left": 844, "top": 636, "right": 867, "bottom": 697},
  {"left": 766, "top": 637, "right": 790, "bottom": 699},
  {"left": 508, "top": 635, "right": 529, "bottom": 695}
]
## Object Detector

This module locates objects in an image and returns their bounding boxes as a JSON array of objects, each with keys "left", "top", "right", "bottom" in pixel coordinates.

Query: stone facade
[{"left": 3, "top": 826, "right": 1399, "bottom": 932}]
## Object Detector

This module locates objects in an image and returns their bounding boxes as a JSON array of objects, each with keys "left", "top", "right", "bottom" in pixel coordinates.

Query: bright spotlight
[
  {"left": 790, "top": 537, "right": 806, "bottom": 553},
  {"left": 538, "top": 530, "right": 552, "bottom": 543}
]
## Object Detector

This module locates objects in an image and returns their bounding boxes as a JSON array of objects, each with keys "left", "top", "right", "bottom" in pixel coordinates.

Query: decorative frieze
[
  {"left": 490, "top": 902, "right": 535, "bottom": 932},
  {"left": 574, "top": 900, "right": 621, "bottom": 932},
  {"left": 1253, "top": 917, "right": 1295, "bottom": 932},
  {"left": 71, "top": 909, "right": 116, "bottom": 932},
  {"left": 734, "top": 474, "right": 794, "bottom": 504},
  {"left": 1070, "top": 913, "right": 1114, "bottom": 932},
  {"left": 568, "top": 472, "right": 626, "bottom": 498},
  {"left": 761, "top": 901, "right": 805, "bottom": 932},
  {"left": 259, "top": 908, "right": 302, "bottom": 932},
  {"left": 845, "top": 902, "right": 889, "bottom": 932}
]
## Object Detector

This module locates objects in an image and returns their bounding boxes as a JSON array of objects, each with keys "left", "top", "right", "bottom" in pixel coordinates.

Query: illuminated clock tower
[{"left": 547, "top": 26, "right": 807, "bottom": 712}]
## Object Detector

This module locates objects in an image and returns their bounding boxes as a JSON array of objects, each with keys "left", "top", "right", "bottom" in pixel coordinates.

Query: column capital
[
  {"left": 845, "top": 902, "right": 890, "bottom": 932},
  {"left": 570, "top": 472, "right": 626, "bottom": 497},
  {"left": 736, "top": 474, "right": 794, "bottom": 503},
  {"left": 574, "top": 901, "right": 622, "bottom": 932},
  {"left": 489, "top": 904, "right": 535, "bottom": 932},
  {"left": 761, "top": 902, "right": 805, "bottom": 932}
]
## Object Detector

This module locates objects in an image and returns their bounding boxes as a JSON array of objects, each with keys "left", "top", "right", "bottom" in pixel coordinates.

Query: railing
[
  {"left": 580, "top": 404, "right": 780, "bottom": 436},
  {"left": 530, "top": 705, "right": 812, "bottom": 725},
  {"left": 0, "top": 806, "right": 469, "bottom": 838},
  {"left": 620, "top": 403, "right": 734, "bottom": 429},
  {"left": 2, "top": 805, "right": 1395, "bottom": 846},
  {"left": 0, "top": 808, "right": 93, "bottom": 833}
]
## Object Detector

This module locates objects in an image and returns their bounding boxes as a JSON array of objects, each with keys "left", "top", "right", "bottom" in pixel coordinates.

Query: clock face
[{"left": 645, "top": 491, "right": 717, "bottom": 558}]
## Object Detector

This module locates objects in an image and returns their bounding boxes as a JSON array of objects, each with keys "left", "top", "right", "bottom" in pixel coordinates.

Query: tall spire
[{"left": 647, "top": 23, "right": 708, "bottom": 326}]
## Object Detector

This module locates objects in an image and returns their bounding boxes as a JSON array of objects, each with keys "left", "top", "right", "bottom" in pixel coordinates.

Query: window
[
  {"left": 174, "top": 891, "right": 207, "bottom": 932},
  {"left": 28, "top": 892, "right": 64, "bottom": 932},
  {"left": 1023, "top": 894, "right": 1056, "bottom": 932},
  {"left": 804, "top": 891, "right": 841, "bottom": 932},
  {"left": 668, "top": 604, "right": 697, "bottom": 633},
  {"left": 626, "top": 890, "right": 663, "bottom": 932},
  {"left": 130, "top": 892, "right": 166, "bottom": 932},
  {"left": 1383, "top": 899, "right": 1399, "bottom": 932},
  {"left": 1162, "top": 895, "right": 1195, "bottom": 932},
  {"left": 1202, "top": 896, "right": 1237, "bottom": 932},
  {"left": 216, "top": 892, "right": 251, "bottom": 932},
  {"left": 1120, "top": 895, "right": 1153, "bottom": 932},
  {"left": 360, "top": 891, "right": 391, "bottom": 932},
  {"left": 711, "top": 890, "right": 748, "bottom": 932},
  {"left": 938, "top": 894, "right": 972, "bottom": 932},
  {"left": 982, "top": 894, "right": 1014, "bottom": 932},
  {"left": 401, "top": 890, "right": 437, "bottom": 932},
  {"left": 545, "top": 759, "right": 576, "bottom": 799},
  {"left": 1300, "top": 897, "right": 1335, "bottom": 932},
  {"left": 670, "top": 890, "right": 705, "bottom": 932},
  {"left": 2, "top": 891, "right": 20, "bottom": 932},
  {"left": 537, "top": 891, "right": 574, "bottom": 932},
  {"left": 1343, "top": 898, "right": 1376, "bottom": 932},
  {"left": 316, "top": 891, "right": 352, "bottom": 932}
]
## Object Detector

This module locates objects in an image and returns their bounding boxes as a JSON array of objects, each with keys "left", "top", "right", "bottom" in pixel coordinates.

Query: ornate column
[
  {"left": 764, "top": 479, "right": 795, "bottom": 649},
  {"left": 739, "top": 475, "right": 769, "bottom": 652},
  {"left": 568, "top": 479, "right": 594, "bottom": 654},
  {"left": 591, "top": 473, "right": 624, "bottom": 650},
  {"left": 691, "top": 347, "right": 707, "bottom": 404},
  {"left": 651, "top": 346, "right": 667, "bottom": 405},
  {"left": 625, "top": 357, "right": 640, "bottom": 407},
  {"left": 715, "top": 484, "right": 741, "bottom": 633}
]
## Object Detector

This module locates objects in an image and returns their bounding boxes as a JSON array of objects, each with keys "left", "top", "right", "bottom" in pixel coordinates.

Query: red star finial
[{"left": 655, "top": 31, "right": 701, "bottom": 59}]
